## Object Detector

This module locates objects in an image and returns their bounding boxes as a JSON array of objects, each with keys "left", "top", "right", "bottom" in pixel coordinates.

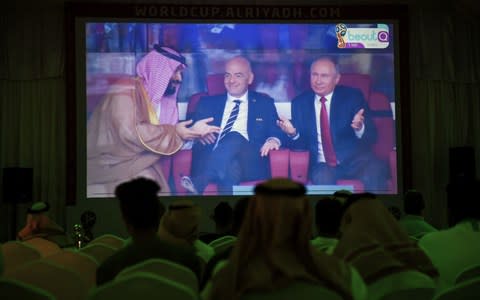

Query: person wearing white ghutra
[{"left": 182, "top": 56, "right": 286, "bottom": 195}]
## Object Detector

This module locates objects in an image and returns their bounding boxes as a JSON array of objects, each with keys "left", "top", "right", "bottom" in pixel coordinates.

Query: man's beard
[{"left": 164, "top": 80, "right": 181, "bottom": 96}]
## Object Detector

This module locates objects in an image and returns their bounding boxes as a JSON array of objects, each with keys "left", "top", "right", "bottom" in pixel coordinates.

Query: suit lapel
[
  {"left": 306, "top": 92, "right": 318, "bottom": 140},
  {"left": 213, "top": 95, "right": 229, "bottom": 127},
  {"left": 246, "top": 92, "right": 255, "bottom": 134},
  {"left": 330, "top": 89, "right": 339, "bottom": 141}
]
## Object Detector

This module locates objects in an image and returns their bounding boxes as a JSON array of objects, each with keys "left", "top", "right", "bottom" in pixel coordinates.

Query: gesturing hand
[
  {"left": 276, "top": 116, "right": 297, "bottom": 136},
  {"left": 175, "top": 119, "right": 199, "bottom": 141},
  {"left": 260, "top": 139, "right": 280, "bottom": 157},
  {"left": 175, "top": 117, "right": 220, "bottom": 141},
  {"left": 351, "top": 108, "right": 365, "bottom": 131},
  {"left": 198, "top": 133, "right": 217, "bottom": 145},
  {"left": 191, "top": 117, "right": 221, "bottom": 136}
]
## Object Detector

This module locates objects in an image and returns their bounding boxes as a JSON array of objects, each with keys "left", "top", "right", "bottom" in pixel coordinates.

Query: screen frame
[{"left": 65, "top": 3, "right": 410, "bottom": 204}]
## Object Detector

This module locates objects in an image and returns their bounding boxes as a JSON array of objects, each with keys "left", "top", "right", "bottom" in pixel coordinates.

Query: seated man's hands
[
  {"left": 260, "top": 138, "right": 280, "bottom": 157},
  {"left": 351, "top": 108, "right": 365, "bottom": 131},
  {"left": 191, "top": 117, "right": 220, "bottom": 136},
  {"left": 198, "top": 133, "right": 217, "bottom": 145},
  {"left": 176, "top": 119, "right": 199, "bottom": 141},
  {"left": 175, "top": 117, "right": 220, "bottom": 141},
  {"left": 277, "top": 116, "right": 297, "bottom": 137}
]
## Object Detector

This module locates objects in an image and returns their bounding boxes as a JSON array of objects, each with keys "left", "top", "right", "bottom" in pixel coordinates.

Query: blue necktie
[{"left": 215, "top": 100, "right": 241, "bottom": 147}]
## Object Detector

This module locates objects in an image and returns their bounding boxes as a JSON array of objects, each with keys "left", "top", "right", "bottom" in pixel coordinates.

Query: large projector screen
[{"left": 66, "top": 4, "right": 408, "bottom": 200}]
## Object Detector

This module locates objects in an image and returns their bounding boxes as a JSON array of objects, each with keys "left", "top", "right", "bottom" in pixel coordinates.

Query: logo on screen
[
  {"left": 335, "top": 24, "right": 389, "bottom": 49},
  {"left": 335, "top": 23, "right": 348, "bottom": 48}
]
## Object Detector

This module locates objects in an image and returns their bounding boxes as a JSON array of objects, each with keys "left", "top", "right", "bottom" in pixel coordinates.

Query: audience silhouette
[{"left": 96, "top": 178, "right": 202, "bottom": 285}]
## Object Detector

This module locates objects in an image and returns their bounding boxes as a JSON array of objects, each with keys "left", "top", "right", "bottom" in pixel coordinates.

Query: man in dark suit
[
  {"left": 278, "top": 56, "right": 387, "bottom": 192},
  {"left": 182, "top": 56, "right": 284, "bottom": 195}
]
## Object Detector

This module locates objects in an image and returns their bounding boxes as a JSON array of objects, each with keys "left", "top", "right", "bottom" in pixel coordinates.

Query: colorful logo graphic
[
  {"left": 335, "top": 24, "right": 390, "bottom": 49},
  {"left": 335, "top": 23, "right": 348, "bottom": 48}
]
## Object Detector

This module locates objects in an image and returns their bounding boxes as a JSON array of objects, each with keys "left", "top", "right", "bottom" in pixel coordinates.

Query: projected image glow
[{"left": 84, "top": 22, "right": 397, "bottom": 197}]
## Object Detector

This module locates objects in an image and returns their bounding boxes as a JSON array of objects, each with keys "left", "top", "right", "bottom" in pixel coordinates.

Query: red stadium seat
[
  {"left": 180, "top": 72, "right": 395, "bottom": 194},
  {"left": 372, "top": 117, "right": 395, "bottom": 161},
  {"left": 269, "top": 149, "right": 290, "bottom": 178},
  {"left": 338, "top": 73, "right": 372, "bottom": 102},
  {"left": 289, "top": 150, "right": 310, "bottom": 185},
  {"left": 369, "top": 91, "right": 391, "bottom": 111},
  {"left": 206, "top": 73, "right": 226, "bottom": 95}
]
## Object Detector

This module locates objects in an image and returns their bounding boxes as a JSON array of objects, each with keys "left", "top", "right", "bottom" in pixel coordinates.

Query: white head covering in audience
[
  {"left": 158, "top": 200, "right": 201, "bottom": 247},
  {"left": 17, "top": 202, "right": 72, "bottom": 247},
  {"left": 209, "top": 178, "right": 354, "bottom": 300},
  {"left": 18, "top": 202, "right": 64, "bottom": 239},
  {"left": 334, "top": 194, "right": 439, "bottom": 284}
]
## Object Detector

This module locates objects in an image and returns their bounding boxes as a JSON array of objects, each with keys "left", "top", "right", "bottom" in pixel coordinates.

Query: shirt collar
[
  {"left": 315, "top": 91, "right": 334, "bottom": 103},
  {"left": 227, "top": 91, "right": 248, "bottom": 103}
]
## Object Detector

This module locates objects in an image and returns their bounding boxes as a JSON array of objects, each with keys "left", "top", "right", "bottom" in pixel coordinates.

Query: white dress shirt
[
  {"left": 219, "top": 92, "right": 249, "bottom": 141},
  {"left": 313, "top": 92, "right": 365, "bottom": 163}
]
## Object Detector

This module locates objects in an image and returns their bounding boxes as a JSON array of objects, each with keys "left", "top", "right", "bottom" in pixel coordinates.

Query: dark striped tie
[{"left": 216, "top": 99, "right": 241, "bottom": 145}]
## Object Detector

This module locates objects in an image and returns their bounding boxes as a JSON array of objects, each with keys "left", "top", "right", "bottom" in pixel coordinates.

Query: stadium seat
[
  {"left": 455, "top": 264, "right": 480, "bottom": 284},
  {"left": 116, "top": 258, "right": 199, "bottom": 291},
  {"left": 240, "top": 280, "right": 343, "bottom": 300},
  {"left": 23, "top": 238, "right": 62, "bottom": 257},
  {"left": 2, "top": 241, "right": 41, "bottom": 275},
  {"left": 79, "top": 243, "right": 117, "bottom": 264},
  {"left": 339, "top": 73, "right": 372, "bottom": 102},
  {"left": 433, "top": 277, "right": 480, "bottom": 300},
  {"left": 43, "top": 250, "right": 98, "bottom": 287},
  {"left": 6, "top": 260, "right": 89, "bottom": 300},
  {"left": 89, "top": 272, "right": 196, "bottom": 300},
  {"left": 0, "top": 278, "right": 55, "bottom": 300},
  {"left": 89, "top": 234, "right": 126, "bottom": 250}
]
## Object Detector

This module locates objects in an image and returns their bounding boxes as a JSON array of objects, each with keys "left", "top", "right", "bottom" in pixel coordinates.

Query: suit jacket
[
  {"left": 191, "top": 91, "right": 284, "bottom": 179},
  {"left": 290, "top": 85, "right": 377, "bottom": 169}
]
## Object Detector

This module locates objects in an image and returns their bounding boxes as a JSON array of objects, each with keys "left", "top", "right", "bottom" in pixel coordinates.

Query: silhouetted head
[
  {"left": 315, "top": 197, "right": 344, "bottom": 238},
  {"left": 115, "top": 177, "right": 162, "bottom": 234},
  {"left": 403, "top": 190, "right": 425, "bottom": 216}
]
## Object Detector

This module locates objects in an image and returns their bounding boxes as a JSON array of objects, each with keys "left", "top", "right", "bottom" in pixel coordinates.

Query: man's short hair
[
  {"left": 311, "top": 55, "right": 341, "bottom": 74},
  {"left": 115, "top": 177, "right": 161, "bottom": 231},
  {"left": 211, "top": 201, "right": 233, "bottom": 227},
  {"left": 315, "top": 197, "right": 343, "bottom": 236},
  {"left": 403, "top": 190, "right": 425, "bottom": 216}
]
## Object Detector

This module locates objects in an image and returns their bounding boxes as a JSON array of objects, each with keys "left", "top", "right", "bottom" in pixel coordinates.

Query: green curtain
[
  {"left": 409, "top": 4, "right": 480, "bottom": 227},
  {"left": 0, "top": 6, "right": 65, "bottom": 240}
]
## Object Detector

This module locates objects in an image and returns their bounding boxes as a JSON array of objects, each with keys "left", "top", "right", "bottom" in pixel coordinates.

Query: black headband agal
[
  {"left": 153, "top": 44, "right": 187, "bottom": 66},
  {"left": 169, "top": 204, "right": 194, "bottom": 211},
  {"left": 254, "top": 183, "right": 307, "bottom": 197}
]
